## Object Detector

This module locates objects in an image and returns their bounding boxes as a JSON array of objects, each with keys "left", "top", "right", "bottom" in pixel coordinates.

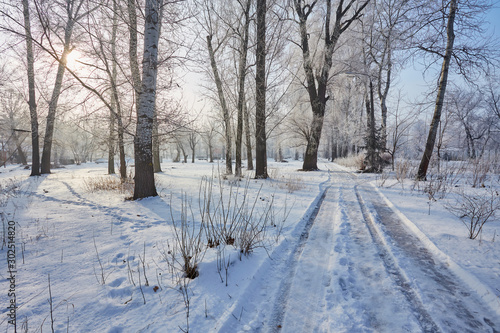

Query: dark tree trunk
[
  {"left": 12, "top": 131, "right": 27, "bottom": 165},
  {"left": 207, "top": 35, "right": 233, "bottom": 175},
  {"left": 108, "top": 113, "right": 116, "bottom": 174},
  {"left": 41, "top": 58, "right": 67, "bottom": 174},
  {"left": 23, "top": 0, "right": 40, "bottom": 176},
  {"left": 235, "top": 0, "right": 251, "bottom": 177},
  {"left": 244, "top": 101, "right": 253, "bottom": 170},
  {"left": 255, "top": 0, "right": 268, "bottom": 179},
  {"left": 417, "top": 0, "right": 457, "bottom": 180},
  {"left": 41, "top": 29, "right": 75, "bottom": 173},
  {"left": 208, "top": 142, "right": 213, "bottom": 163}
]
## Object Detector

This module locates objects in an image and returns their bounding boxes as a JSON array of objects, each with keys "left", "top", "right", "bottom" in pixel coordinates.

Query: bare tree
[
  {"left": 387, "top": 91, "right": 419, "bottom": 170},
  {"left": 207, "top": 45, "right": 233, "bottom": 173},
  {"left": 38, "top": 0, "right": 86, "bottom": 174},
  {"left": 368, "top": 0, "right": 416, "bottom": 150},
  {"left": 293, "top": 0, "right": 370, "bottom": 171},
  {"left": 449, "top": 88, "right": 492, "bottom": 160},
  {"left": 201, "top": 119, "right": 218, "bottom": 163},
  {"left": 188, "top": 129, "right": 199, "bottom": 163},
  {"left": 416, "top": 0, "right": 496, "bottom": 180},
  {"left": 416, "top": 0, "right": 456, "bottom": 180},
  {"left": 22, "top": 0, "right": 40, "bottom": 175},
  {"left": 235, "top": 0, "right": 252, "bottom": 177},
  {"left": 0, "top": 90, "right": 30, "bottom": 165},
  {"left": 69, "top": 0, "right": 129, "bottom": 180}
]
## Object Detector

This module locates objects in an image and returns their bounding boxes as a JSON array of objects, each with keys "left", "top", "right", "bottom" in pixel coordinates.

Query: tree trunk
[
  {"left": 23, "top": 0, "right": 40, "bottom": 176},
  {"left": 235, "top": 0, "right": 251, "bottom": 177},
  {"left": 255, "top": 0, "right": 268, "bottom": 179},
  {"left": 173, "top": 146, "right": 180, "bottom": 162},
  {"left": 133, "top": 0, "right": 159, "bottom": 199},
  {"left": 108, "top": 46, "right": 127, "bottom": 179},
  {"left": 41, "top": 52, "right": 70, "bottom": 174},
  {"left": 465, "top": 127, "right": 476, "bottom": 159},
  {"left": 244, "top": 101, "right": 253, "bottom": 170},
  {"left": 378, "top": 61, "right": 390, "bottom": 150},
  {"left": 108, "top": 110, "right": 116, "bottom": 174},
  {"left": 127, "top": 0, "right": 142, "bottom": 100},
  {"left": 416, "top": 0, "right": 457, "bottom": 180},
  {"left": 208, "top": 140, "right": 213, "bottom": 163},
  {"left": 364, "top": 80, "right": 380, "bottom": 172},
  {"left": 376, "top": 27, "right": 393, "bottom": 151},
  {"left": 207, "top": 35, "right": 232, "bottom": 175},
  {"left": 302, "top": 111, "right": 324, "bottom": 170},
  {"left": 153, "top": 0, "right": 164, "bottom": 173},
  {"left": 108, "top": 0, "right": 119, "bottom": 175},
  {"left": 331, "top": 135, "right": 337, "bottom": 161},
  {"left": 40, "top": 15, "right": 76, "bottom": 174},
  {"left": 153, "top": 110, "right": 162, "bottom": 172},
  {"left": 12, "top": 131, "right": 28, "bottom": 165}
]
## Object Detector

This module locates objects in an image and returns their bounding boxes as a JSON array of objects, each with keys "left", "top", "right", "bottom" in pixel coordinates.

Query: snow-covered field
[{"left": 0, "top": 160, "right": 499, "bottom": 332}]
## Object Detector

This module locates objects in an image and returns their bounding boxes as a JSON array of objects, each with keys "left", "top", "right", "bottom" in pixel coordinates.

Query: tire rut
[
  {"left": 357, "top": 183, "right": 500, "bottom": 333},
  {"left": 267, "top": 183, "right": 332, "bottom": 333},
  {"left": 354, "top": 185, "right": 442, "bottom": 332}
]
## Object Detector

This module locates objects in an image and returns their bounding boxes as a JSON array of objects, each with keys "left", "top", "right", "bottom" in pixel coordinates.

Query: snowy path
[{"left": 216, "top": 166, "right": 500, "bottom": 332}]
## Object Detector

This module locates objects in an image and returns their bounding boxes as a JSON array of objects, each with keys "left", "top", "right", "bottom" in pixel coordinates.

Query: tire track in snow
[
  {"left": 263, "top": 168, "right": 425, "bottom": 332},
  {"left": 268, "top": 182, "right": 336, "bottom": 332},
  {"left": 273, "top": 170, "right": 424, "bottom": 332},
  {"left": 322, "top": 180, "right": 424, "bottom": 332},
  {"left": 213, "top": 171, "right": 332, "bottom": 332},
  {"left": 266, "top": 178, "right": 333, "bottom": 332},
  {"left": 357, "top": 183, "right": 500, "bottom": 333},
  {"left": 353, "top": 185, "right": 441, "bottom": 332}
]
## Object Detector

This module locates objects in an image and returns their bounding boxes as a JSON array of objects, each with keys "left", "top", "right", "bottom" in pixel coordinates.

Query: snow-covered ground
[{"left": 0, "top": 160, "right": 498, "bottom": 332}]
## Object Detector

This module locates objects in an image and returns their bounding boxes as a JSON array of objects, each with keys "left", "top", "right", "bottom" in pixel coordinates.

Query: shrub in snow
[
  {"left": 199, "top": 175, "right": 273, "bottom": 256},
  {"left": 445, "top": 188, "right": 500, "bottom": 240},
  {"left": 170, "top": 194, "right": 206, "bottom": 279}
]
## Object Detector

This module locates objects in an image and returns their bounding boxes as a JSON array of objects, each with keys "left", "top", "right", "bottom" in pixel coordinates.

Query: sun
[{"left": 65, "top": 49, "right": 81, "bottom": 69}]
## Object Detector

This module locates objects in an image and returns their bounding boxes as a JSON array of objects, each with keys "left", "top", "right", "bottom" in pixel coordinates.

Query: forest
[
  {"left": 0, "top": 0, "right": 497, "bottom": 192},
  {"left": 1, "top": 1, "right": 500, "bottom": 332}
]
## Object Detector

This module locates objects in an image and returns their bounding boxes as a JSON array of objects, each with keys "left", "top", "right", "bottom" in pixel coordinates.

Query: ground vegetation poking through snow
[{"left": 0, "top": 159, "right": 499, "bottom": 332}]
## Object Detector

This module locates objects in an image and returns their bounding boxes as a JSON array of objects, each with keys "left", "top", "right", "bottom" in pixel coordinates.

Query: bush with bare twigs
[
  {"left": 445, "top": 188, "right": 500, "bottom": 240},
  {"left": 170, "top": 195, "right": 206, "bottom": 279}
]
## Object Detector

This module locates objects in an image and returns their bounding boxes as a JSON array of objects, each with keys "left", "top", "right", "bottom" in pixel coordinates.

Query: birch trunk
[
  {"left": 416, "top": 0, "right": 457, "bottom": 180},
  {"left": 153, "top": 111, "right": 162, "bottom": 172},
  {"left": 133, "top": 0, "right": 159, "bottom": 199}
]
